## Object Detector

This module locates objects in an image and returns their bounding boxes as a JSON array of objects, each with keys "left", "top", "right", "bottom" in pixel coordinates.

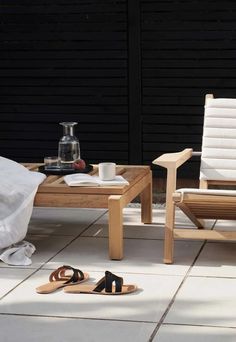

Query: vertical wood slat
[{"left": 127, "top": 0, "right": 142, "bottom": 164}]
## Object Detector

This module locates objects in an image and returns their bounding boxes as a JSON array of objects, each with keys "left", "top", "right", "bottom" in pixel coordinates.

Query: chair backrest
[{"left": 200, "top": 95, "right": 236, "bottom": 181}]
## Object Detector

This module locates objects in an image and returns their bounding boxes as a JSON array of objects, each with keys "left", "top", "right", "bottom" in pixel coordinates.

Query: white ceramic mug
[{"left": 98, "top": 162, "right": 116, "bottom": 180}]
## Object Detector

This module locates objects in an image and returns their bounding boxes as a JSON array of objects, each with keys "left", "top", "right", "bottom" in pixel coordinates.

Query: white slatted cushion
[
  {"left": 200, "top": 98, "right": 236, "bottom": 181},
  {"left": 205, "top": 98, "right": 236, "bottom": 109},
  {"left": 176, "top": 188, "right": 236, "bottom": 196}
]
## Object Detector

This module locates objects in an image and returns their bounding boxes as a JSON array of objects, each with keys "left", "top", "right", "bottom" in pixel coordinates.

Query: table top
[{"left": 23, "top": 163, "right": 151, "bottom": 195}]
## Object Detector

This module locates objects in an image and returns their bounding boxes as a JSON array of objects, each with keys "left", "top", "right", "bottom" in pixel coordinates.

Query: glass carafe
[{"left": 58, "top": 122, "right": 80, "bottom": 169}]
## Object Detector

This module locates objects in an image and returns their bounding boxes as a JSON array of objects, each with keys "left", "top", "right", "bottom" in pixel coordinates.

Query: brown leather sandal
[
  {"left": 36, "top": 265, "right": 89, "bottom": 294},
  {"left": 64, "top": 270, "right": 138, "bottom": 295}
]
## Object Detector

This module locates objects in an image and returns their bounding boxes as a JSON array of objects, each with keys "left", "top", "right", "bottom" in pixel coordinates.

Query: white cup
[{"left": 98, "top": 162, "right": 116, "bottom": 180}]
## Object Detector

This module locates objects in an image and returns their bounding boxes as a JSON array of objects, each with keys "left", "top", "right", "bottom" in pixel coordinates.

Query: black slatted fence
[
  {"left": 1, "top": 0, "right": 236, "bottom": 177},
  {"left": 0, "top": 0, "right": 128, "bottom": 164}
]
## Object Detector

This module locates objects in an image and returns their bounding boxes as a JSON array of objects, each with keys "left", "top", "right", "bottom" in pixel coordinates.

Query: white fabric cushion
[
  {"left": 177, "top": 188, "right": 236, "bottom": 196},
  {"left": 0, "top": 157, "right": 46, "bottom": 249},
  {"left": 205, "top": 98, "right": 236, "bottom": 109},
  {"left": 200, "top": 98, "right": 236, "bottom": 181}
]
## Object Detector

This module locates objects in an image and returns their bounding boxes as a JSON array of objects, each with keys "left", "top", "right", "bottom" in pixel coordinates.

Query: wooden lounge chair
[{"left": 153, "top": 94, "right": 236, "bottom": 263}]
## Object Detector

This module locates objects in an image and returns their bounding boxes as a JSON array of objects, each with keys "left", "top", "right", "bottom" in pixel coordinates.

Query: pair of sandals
[{"left": 36, "top": 265, "right": 138, "bottom": 295}]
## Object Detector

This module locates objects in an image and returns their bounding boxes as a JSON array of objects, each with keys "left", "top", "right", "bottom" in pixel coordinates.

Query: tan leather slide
[{"left": 36, "top": 265, "right": 89, "bottom": 294}]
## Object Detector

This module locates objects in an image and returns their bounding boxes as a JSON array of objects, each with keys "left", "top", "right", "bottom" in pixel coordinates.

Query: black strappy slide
[{"left": 64, "top": 270, "right": 138, "bottom": 295}]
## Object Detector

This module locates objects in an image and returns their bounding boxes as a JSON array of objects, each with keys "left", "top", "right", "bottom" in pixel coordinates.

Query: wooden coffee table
[{"left": 24, "top": 164, "right": 152, "bottom": 260}]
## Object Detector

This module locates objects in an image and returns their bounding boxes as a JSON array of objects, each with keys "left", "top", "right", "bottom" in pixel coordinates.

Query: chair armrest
[
  {"left": 152, "top": 148, "right": 193, "bottom": 170},
  {"left": 153, "top": 149, "right": 198, "bottom": 206}
]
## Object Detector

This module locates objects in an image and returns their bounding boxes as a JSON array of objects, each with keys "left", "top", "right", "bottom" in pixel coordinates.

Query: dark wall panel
[
  {"left": 2, "top": 1, "right": 236, "bottom": 179},
  {"left": 141, "top": 0, "right": 236, "bottom": 177},
  {"left": 0, "top": 0, "right": 128, "bottom": 163}
]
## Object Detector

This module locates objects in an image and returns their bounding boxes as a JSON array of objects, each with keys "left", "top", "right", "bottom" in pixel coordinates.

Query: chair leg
[
  {"left": 164, "top": 227, "right": 174, "bottom": 264},
  {"left": 163, "top": 168, "right": 176, "bottom": 264},
  {"left": 164, "top": 201, "right": 175, "bottom": 264}
]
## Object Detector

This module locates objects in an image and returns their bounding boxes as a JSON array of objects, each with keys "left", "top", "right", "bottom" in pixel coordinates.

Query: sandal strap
[
  {"left": 49, "top": 265, "right": 84, "bottom": 284},
  {"left": 93, "top": 271, "right": 123, "bottom": 293}
]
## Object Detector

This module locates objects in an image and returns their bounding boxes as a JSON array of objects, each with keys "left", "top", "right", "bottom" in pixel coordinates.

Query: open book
[{"left": 64, "top": 173, "right": 129, "bottom": 187}]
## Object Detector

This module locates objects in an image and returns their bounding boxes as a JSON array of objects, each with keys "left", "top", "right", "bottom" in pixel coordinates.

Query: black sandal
[{"left": 64, "top": 270, "right": 138, "bottom": 295}]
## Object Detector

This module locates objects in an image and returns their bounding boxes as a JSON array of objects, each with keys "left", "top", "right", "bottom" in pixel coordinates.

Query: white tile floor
[{"left": 1, "top": 207, "right": 236, "bottom": 341}]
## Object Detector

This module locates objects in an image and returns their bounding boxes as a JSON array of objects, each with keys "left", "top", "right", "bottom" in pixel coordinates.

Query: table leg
[
  {"left": 140, "top": 174, "right": 152, "bottom": 223},
  {"left": 108, "top": 195, "right": 123, "bottom": 260}
]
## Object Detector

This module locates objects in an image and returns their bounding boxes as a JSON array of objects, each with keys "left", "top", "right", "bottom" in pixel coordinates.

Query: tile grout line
[
  {"left": 0, "top": 210, "right": 108, "bottom": 302},
  {"left": 0, "top": 312, "right": 157, "bottom": 324},
  {"left": 162, "top": 322, "right": 236, "bottom": 330},
  {"left": 148, "top": 239, "right": 208, "bottom": 341},
  {"left": 148, "top": 218, "right": 219, "bottom": 340},
  {"left": 3, "top": 210, "right": 233, "bottom": 336},
  {"left": 34, "top": 209, "right": 108, "bottom": 263}
]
